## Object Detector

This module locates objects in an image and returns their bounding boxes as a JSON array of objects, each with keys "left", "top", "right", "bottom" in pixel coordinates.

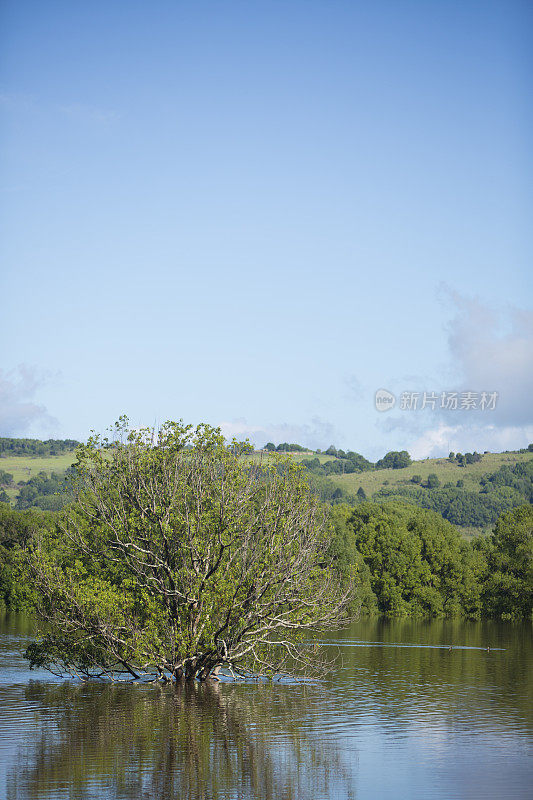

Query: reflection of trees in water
[
  {"left": 327, "top": 618, "right": 533, "bottom": 732},
  {"left": 7, "top": 680, "right": 355, "bottom": 800}
]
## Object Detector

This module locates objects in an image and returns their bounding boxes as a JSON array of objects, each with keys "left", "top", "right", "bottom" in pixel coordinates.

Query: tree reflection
[
  {"left": 325, "top": 618, "right": 533, "bottom": 733},
  {"left": 7, "top": 679, "right": 355, "bottom": 800}
]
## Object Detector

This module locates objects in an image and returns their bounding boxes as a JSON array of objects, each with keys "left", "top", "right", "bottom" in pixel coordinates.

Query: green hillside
[
  {"left": 0, "top": 453, "right": 77, "bottom": 484},
  {"left": 328, "top": 451, "right": 533, "bottom": 496},
  {"left": 1, "top": 441, "right": 531, "bottom": 535}
]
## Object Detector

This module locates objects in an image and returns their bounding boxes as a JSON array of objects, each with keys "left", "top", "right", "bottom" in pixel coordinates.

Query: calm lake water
[{"left": 0, "top": 615, "right": 531, "bottom": 800}]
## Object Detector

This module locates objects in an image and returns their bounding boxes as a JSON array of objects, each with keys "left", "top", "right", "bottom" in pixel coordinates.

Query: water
[{"left": 0, "top": 615, "right": 531, "bottom": 799}]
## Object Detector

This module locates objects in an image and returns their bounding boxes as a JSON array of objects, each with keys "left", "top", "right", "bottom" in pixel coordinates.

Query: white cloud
[
  {"left": 218, "top": 417, "right": 338, "bottom": 450},
  {"left": 0, "top": 365, "right": 58, "bottom": 435},
  {"left": 444, "top": 289, "right": 533, "bottom": 426},
  {"left": 409, "top": 422, "right": 533, "bottom": 460},
  {"left": 378, "top": 290, "right": 533, "bottom": 456}
]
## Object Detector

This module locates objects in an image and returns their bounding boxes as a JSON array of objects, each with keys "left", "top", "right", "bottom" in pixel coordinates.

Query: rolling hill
[{"left": 1, "top": 440, "right": 531, "bottom": 535}]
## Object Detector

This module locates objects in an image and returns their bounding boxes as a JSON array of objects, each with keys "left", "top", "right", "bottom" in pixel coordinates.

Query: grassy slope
[
  {"left": 325, "top": 451, "right": 532, "bottom": 496},
  {"left": 0, "top": 453, "right": 76, "bottom": 483},
  {"left": 2, "top": 449, "right": 529, "bottom": 492},
  {"left": 1, "top": 449, "right": 530, "bottom": 531}
]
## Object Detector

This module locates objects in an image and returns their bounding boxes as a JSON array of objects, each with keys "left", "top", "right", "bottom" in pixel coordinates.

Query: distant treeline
[
  {"left": 263, "top": 441, "right": 533, "bottom": 530},
  {"left": 263, "top": 442, "right": 309, "bottom": 452},
  {"left": 0, "top": 438, "right": 80, "bottom": 457},
  {"left": 2, "top": 437, "right": 533, "bottom": 534},
  {"left": 300, "top": 449, "right": 414, "bottom": 476},
  {"left": 15, "top": 471, "right": 72, "bottom": 511},
  {"left": 302, "top": 451, "right": 374, "bottom": 475},
  {"left": 265, "top": 443, "right": 414, "bottom": 473}
]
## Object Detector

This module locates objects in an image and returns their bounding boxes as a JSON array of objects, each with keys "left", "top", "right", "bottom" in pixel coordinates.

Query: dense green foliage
[
  {"left": 303, "top": 472, "right": 355, "bottom": 504},
  {"left": 328, "top": 506, "right": 378, "bottom": 615},
  {"left": 480, "top": 458, "right": 533, "bottom": 501},
  {"left": 479, "top": 505, "right": 533, "bottom": 620},
  {"left": 1, "top": 494, "right": 531, "bottom": 622},
  {"left": 0, "top": 503, "right": 53, "bottom": 613},
  {"left": 0, "top": 437, "right": 79, "bottom": 457},
  {"left": 301, "top": 451, "right": 373, "bottom": 476},
  {"left": 375, "top": 450, "right": 412, "bottom": 469},
  {"left": 449, "top": 451, "right": 483, "bottom": 466},
  {"left": 329, "top": 502, "right": 532, "bottom": 620},
  {"left": 15, "top": 471, "right": 71, "bottom": 511},
  {"left": 0, "top": 469, "right": 14, "bottom": 485},
  {"left": 330, "top": 503, "right": 484, "bottom": 617}
]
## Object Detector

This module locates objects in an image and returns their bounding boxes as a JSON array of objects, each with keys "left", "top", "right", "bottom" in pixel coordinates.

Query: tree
[
  {"left": 482, "top": 505, "right": 533, "bottom": 620},
  {"left": 426, "top": 473, "right": 440, "bottom": 489},
  {"left": 15, "top": 470, "right": 70, "bottom": 511},
  {"left": 345, "top": 502, "right": 472, "bottom": 618},
  {"left": 25, "top": 419, "right": 350, "bottom": 682},
  {"left": 345, "top": 452, "right": 373, "bottom": 472},
  {"left": 0, "top": 503, "right": 53, "bottom": 613},
  {"left": 328, "top": 505, "right": 378, "bottom": 615},
  {"left": 0, "top": 469, "right": 13, "bottom": 486},
  {"left": 356, "top": 487, "right": 367, "bottom": 501},
  {"left": 375, "top": 451, "right": 412, "bottom": 470}
]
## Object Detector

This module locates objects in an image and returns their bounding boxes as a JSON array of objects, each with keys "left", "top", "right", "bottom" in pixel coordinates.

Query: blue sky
[{"left": 1, "top": 0, "right": 532, "bottom": 459}]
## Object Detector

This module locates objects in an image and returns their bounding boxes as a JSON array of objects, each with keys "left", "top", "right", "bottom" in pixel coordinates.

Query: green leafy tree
[
  {"left": 25, "top": 419, "right": 350, "bottom": 682},
  {"left": 16, "top": 471, "right": 70, "bottom": 511},
  {"left": 0, "top": 469, "right": 13, "bottom": 486},
  {"left": 375, "top": 451, "right": 412, "bottom": 470},
  {"left": 482, "top": 505, "right": 533, "bottom": 620},
  {"left": 345, "top": 502, "right": 474, "bottom": 617},
  {"left": 0, "top": 503, "right": 53, "bottom": 612},
  {"left": 328, "top": 505, "right": 378, "bottom": 615},
  {"left": 426, "top": 473, "right": 440, "bottom": 489}
]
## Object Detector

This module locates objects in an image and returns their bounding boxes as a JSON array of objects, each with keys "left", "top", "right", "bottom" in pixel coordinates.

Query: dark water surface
[{"left": 0, "top": 615, "right": 531, "bottom": 799}]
